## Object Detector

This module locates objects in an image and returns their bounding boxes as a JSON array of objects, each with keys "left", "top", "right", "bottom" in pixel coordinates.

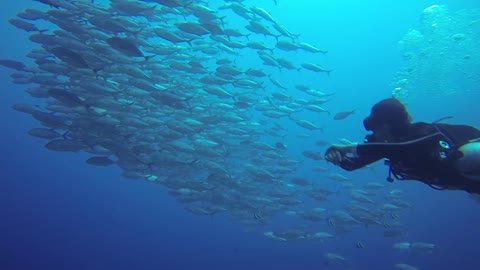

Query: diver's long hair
[{"left": 364, "top": 98, "right": 412, "bottom": 137}]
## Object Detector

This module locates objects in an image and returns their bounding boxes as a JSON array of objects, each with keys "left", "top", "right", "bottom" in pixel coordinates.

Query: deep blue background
[{"left": 2, "top": 1, "right": 480, "bottom": 270}]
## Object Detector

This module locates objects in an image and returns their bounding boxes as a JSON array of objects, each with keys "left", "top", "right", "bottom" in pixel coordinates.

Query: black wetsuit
[{"left": 339, "top": 122, "right": 480, "bottom": 193}]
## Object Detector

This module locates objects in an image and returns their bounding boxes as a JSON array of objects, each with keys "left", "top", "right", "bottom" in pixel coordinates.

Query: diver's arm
[
  {"left": 343, "top": 132, "right": 449, "bottom": 171},
  {"left": 325, "top": 142, "right": 383, "bottom": 171},
  {"left": 339, "top": 155, "right": 382, "bottom": 171},
  {"left": 355, "top": 132, "right": 446, "bottom": 158},
  {"left": 326, "top": 132, "right": 440, "bottom": 171}
]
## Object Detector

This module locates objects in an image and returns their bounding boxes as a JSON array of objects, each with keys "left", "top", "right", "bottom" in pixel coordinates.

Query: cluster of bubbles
[{"left": 392, "top": 5, "right": 480, "bottom": 101}]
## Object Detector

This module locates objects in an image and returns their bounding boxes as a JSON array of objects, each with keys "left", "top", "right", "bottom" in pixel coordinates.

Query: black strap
[
  {"left": 432, "top": 116, "right": 454, "bottom": 124},
  {"left": 386, "top": 164, "right": 394, "bottom": 183},
  {"left": 426, "top": 183, "right": 447, "bottom": 190}
]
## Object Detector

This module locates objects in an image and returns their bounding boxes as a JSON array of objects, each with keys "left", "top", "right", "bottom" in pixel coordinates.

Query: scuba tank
[
  {"left": 455, "top": 140, "right": 480, "bottom": 181},
  {"left": 432, "top": 117, "right": 480, "bottom": 182}
]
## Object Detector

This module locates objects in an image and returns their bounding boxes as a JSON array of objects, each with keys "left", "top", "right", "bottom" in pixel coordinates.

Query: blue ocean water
[{"left": 1, "top": 1, "right": 480, "bottom": 270}]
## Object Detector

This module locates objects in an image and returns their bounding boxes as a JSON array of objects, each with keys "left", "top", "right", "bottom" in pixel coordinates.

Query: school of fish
[{"left": 2, "top": 0, "right": 435, "bottom": 266}]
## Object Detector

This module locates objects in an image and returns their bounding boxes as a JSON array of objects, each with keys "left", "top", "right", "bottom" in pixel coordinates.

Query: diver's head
[{"left": 363, "top": 98, "right": 412, "bottom": 139}]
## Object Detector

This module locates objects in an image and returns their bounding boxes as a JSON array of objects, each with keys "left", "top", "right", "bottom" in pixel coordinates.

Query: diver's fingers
[
  {"left": 325, "top": 150, "right": 342, "bottom": 165},
  {"left": 325, "top": 150, "right": 336, "bottom": 161},
  {"left": 325, "top": 147, "right": 339, "bottom": 158},
  {"left": 334, "top": 151, "right": 343, "bottom": 164}
]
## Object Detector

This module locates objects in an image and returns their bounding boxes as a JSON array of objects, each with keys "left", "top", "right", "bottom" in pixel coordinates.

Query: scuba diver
[{"left": 324, "top": 98, "right": 480, "bottom": 194}]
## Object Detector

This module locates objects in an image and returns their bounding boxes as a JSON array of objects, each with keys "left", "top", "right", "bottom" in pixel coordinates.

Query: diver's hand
[{"left": 325, "top": 145, "right": 355, "bottom": 165}]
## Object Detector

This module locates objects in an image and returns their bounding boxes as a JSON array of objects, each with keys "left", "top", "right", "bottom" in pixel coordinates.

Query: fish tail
[
  {"left": 130, "top": 27, "right": 144, "bottom": 38},
  {"left": 61, "top": 130, "right": 70, "bottom": 140},
  {"left": 147, "top": 162, "right": 154, "bottom": 170},
  {"left": 187, "top": 38, "right": 196, "bottom": 47},
  {"left": 83, "top": 103, "right": 92, "bottom": 111},
  {"left": 187, "top": 159, "right": 198, "bottom": 165},
  {"left": 92, "top": 66, "right": 104, "bottom": 79},
  {"left": 209, "top": 211, "right": 217, "bottom": 220},
  {"left": 287, "top": 114, "right": 297, "bottom": 121},
  {"left": 184, "top": 96, "right": 194, "bottom": 103},
  {"left": 219, "top": 16, "right": 227, "bottom": 28},
  {"left": 144, "top": 55, "right": 156, "bottom": 62},
  {"left": 184, "top": 96, "right": 194, "bottom": 114}
]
